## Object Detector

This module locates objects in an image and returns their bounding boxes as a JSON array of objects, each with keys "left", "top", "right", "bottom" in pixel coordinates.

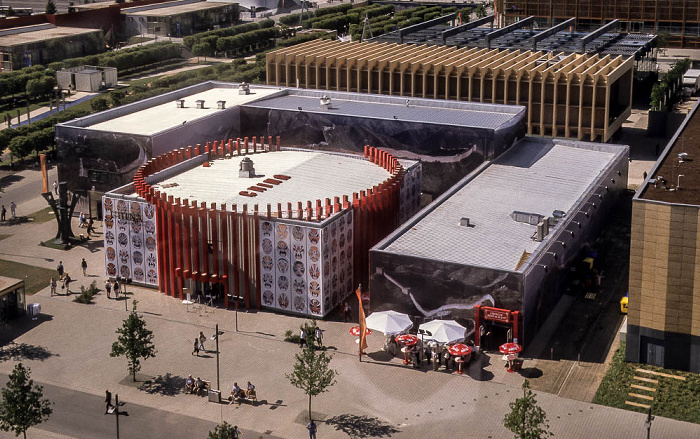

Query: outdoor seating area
[{"left": 360, "top": 310, "right": 523, "bottom": 375}]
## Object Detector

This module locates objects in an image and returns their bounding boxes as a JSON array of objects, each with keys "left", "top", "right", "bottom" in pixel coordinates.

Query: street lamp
[{"left": 645, "top": 406, "right": 654, "bottom": 439}]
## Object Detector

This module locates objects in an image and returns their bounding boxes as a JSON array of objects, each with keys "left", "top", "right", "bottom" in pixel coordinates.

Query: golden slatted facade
[{"left": 266, "top": 40, "right": 634, "bottom": 142}]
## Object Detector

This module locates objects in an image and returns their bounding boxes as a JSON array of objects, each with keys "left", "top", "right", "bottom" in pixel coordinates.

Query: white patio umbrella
[
  {"left": 417, "top": 319, "right": 467, "bottom": 344},
  {"left": 365, "top": 310, "right": 413, "bottom": 336}
]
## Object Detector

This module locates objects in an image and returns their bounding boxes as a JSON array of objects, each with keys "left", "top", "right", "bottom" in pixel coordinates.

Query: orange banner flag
[{"left": 355, "top": 285, "right": 368, "bottom": 353}]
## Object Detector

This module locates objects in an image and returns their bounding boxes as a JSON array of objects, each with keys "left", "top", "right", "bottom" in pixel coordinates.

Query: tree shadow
[
  {"left": 325, "top": 414, "right": 401, "bottom": 438},
  {"left": 139, "top": 373, "right": 186, "bottom": 396},
  {"left": 0, "top": 342, "right": 56, "bottom": 362},
  {"left": 518, "top": 367, "right": 543, "bottom": 379}
]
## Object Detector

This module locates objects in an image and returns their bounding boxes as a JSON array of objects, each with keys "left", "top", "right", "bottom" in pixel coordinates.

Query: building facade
[
  {"left": 266, "top": 39, "right": 634, "bottom": 142},
  {"left": 104, "top": 139, "right": 421, "bottom": 318},
  {"left": 627, "top": 100, "right": 700, "bottom": 373}
]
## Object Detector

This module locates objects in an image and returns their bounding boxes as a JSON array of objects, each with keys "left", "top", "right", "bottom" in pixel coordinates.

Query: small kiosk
[{"left": 0, "top": 276, "right": 26, "bottom": 322}]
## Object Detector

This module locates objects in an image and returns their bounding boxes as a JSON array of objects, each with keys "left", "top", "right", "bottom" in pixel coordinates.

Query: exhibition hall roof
[{"left": 382, "top": 138, "right": 625, "bottom": 271}]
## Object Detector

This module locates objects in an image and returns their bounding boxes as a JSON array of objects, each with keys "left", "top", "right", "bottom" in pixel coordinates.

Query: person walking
[
  {"left": 105, "top": 280, "right": 112, "bottom": 299},
  {"left": 306, "top": 420, "right": 317, "bottom": 439},
  {"left": 9, "top": 201, "right": 16, "bottom": 219},
  {"left": 300, "top": 327, "right": 307, "bottom": 348},
  {"left": 232, "top": 425, "right": 241, "bottom": 439},
  {"left": 53, "top": 181, "right": 58, "bottom": 195},
  {"left": 314, "top": 326, "right": 323, "bottom": 348},
  {"left": 105, "top": 389, "right": 114, "bottom": 414},
  {"left": 57, "top": 261, "right": 64, "bottom": 279},
  {"left": 198, "top": 331, "right": 206, "bottom": 352},
  {"left": 63, "top": 274, "right": 72, "bottom": 293},
  {"left": 343, "top": 302, "right": 352, "bottom": 323},
  {"left": 81, "top": 258, "right": 88, "bottom": 276},
  {"left": 1, "top": 205, "right": 5, "bottom": 222},
  {"left": 86, "top": 218, "right": 95, "bottom": 237},
  {"left": 192, "top": 338, "right": 200, "bottom": 356},
  {"left": 113, "top": 280, "right": 120, "bottom": 299},
  {"left": 50, "top": 277, "right": 57, "bottom": 297}
]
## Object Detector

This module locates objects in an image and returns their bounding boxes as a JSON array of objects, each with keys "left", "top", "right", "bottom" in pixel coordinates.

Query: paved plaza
[{"left": 0, "top": 199, "right": 699, "bottom": 439}]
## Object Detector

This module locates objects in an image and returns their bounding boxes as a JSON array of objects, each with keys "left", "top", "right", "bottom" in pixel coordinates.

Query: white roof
[
  {"left": 87, "top": 87, "right": 280, "bottom": 136},
  {"left": 150, "top": 150, "right": 391, "bottom": 211},
  {"left": 382, "top": 139, "right": 619, "bottom": 271}
]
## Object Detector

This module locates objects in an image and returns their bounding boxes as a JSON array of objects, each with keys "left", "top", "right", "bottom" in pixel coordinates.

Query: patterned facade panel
[
  {"left": 103, "top": 196, "right": 158, "bottom": 286},
  {"left": 343, "top": 209, "right": 354, "bottom": 300},
  {"left": 274, "top": 222, "right": 292, "bottom": 311},
  {"left": 259, "top": 220, "right": 276, "bottom": 309},
  {"left": 290, "top": 225, "right": 308, "bottom": 314},
  {"left": 307, "top": 227, "right": 323, "bottom": 317}
]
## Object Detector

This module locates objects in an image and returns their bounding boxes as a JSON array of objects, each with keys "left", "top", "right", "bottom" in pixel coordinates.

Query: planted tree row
[{"left": 183, "top": 19, "right": 275, "bottom": 50}]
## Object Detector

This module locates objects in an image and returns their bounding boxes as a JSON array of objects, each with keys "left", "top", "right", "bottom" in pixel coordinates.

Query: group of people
[
  {"left": 184, "top": 375, "right": 209, "bottom": 396},
  {"left": 299, "top": 326, "right": 324, "bottom": 349},
  {"left": 51, "top": 261, "right": 73, "bottom": 294},
  {"left": 385, "top": 336, "right": 475, "bottom": 372},
  {"left": 230, "top": 381, "right": 256, "bottom": 402},
  {"left": 104, "top": 279, "right": 122, "bottom": 299},
  {"left": 192, "top": 331, "right": 207, "bottom": 356},
  {"left": 78, "top": 212, "right": 96, "bottom": 237},
  {"left": 0, "top": 202, "right": 16, "bottom": 222}
]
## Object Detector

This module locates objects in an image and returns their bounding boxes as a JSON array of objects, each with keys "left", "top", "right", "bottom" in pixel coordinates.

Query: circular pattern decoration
[
  {"left": 262, "top": 238, "right": 273, "bottom": 254},
  {"left": 106, "top": 247, "right": 116, "bottom": 261},
  {"left": 147, "top": 269, "right": 157, "bottom": 283},
  {"left": 309, "top": 281, "right": 320, "bottom": 297},
  {"left": 308, "top": 229, "right": 319, "bottom": 244},
  {"left": 133, "top": 251, "right": 143, "bottom": 265},
  {"left": 146, "top": 254, "right": 156, "bottom": 268},
  {"left": 293, "top": 296, "right": 305, "bottom": 312},
  {"left": 119, "top": 250, "right": 129, "bottom": 264},
  {"left": 292, "top": 244, "right": 305, "bottom": 261},
  {"left": 276, "top": 223, "right": 288, "bottom": 239},
  {"left": 278, "top": 293, "right": 289, "bottom": 309},
  {"left": 309, "top": 299, "right": 321, "bottom": 314},
  {"left": 277, "top": 241, "right": 288, "bottom": 258},
  {"left": 277, "top": 259, "right": 289, "bottom": 273},
  {"left": 118, "top": 233, "right": 128, "bottom": 247},
  {"left": 107, "top": 263, "right": 117, "bottom": 277},
  {"left": 144, "top": 221, "right": 155, "bottom": 235},
  {"left": 103, "top": 198, "right": 113, "bottom": 212},
  {"left": 278, "top": 275, "right": 289, "bottom": 291},
  {"left": 131, "top": 222, "right": 142, "bottom": 234},
  {"left": 292, "top": 226, "right": 304, "bottom": 241},
  {"left": 309, "top": 264, "right": 320, "bottom": 280},
  {"left": 262, "top": 273, "right": 274, "bottom": 288},
  {"left": 130, "top": 202, "right": 141, "bottom": 217},
  {"left": 105, "top": 231, "right": 115, "bottom": 245},
  {"left": 339, "top": 233, "right": 345, "bottom": 248},
  {"left": 146, "top": 237, "right": 156, "bottom": 252},
  {"left": 104, "top": 215, "right": 114, "bottom": 229},
  {"left": 117, "top": 219, "right": 128, "bottom": 231},
  {"left": 309, "top": 246, "right": 320, "bottom": 263},
  {"left": 261, "top": 221, "right": 273, "bottom": 237},
  {"left": 120, "top": 265, "right": 130, "bottom": 278},
  {"left": 144, "top": 204, "right": 155, "bottom": 219},
  {"left": 293, "top": 261, "right": 305, "bottom": 277},
  {"left": 263, "top": 290, "right": 274, "bottom": 306},
  {"left": 293, "top": 279, "right": 305, "bottom": 295},
  {"left": 133, "top": 267, "right": 144, "bottom": 281},
  {"left": 262, "top": 256, "right": 273, "bottom": 271},
  {"left": 131, "top": 234, "right": 142, "bottom": 249},
  {"left": 117, "top": 200, "right": 127, "bottom": 212}
]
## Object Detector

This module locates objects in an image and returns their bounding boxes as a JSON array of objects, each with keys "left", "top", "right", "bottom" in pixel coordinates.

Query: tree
[
  {"left": 0, "top": 363, "right": 53, "bottom": 439},
  {"left": 208, "top": 421, "right": 238, "bottom": 439},
  {"left": 90, "top": 97, "right": 110, "bottom": 112},
  {"left": 110, "top": 300, "right": 157, "bottom": 382},
  {"left": 503, "top": 380, "right": 553, "bottom": 439},
  {"left": 192, "top": 42, "right": 213, "bottom": 62},
  {"left": 475, "top": 4, "right": 487, "bottom": 18},
  {"left": 286, "top": 321, "right": 337, "bottom": 420},
  {"left": 45, "top": 0, "right": 57, "bottom": 14}
]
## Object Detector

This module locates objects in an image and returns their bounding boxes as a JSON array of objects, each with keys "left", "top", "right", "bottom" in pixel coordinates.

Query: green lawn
[
  {"left": 594, "top": 342, "right": 700, "bottom": 424},
  {"left": 0, "top": 259, "right": 56, "bottom": 296},
  {"left": 0, "top": 235, "right": 9, "bottom": 241},
  {"left": 27, "top": 206, "right": 56, "bottom": 224}
]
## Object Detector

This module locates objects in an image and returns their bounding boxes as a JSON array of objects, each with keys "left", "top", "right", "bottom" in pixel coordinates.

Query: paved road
[{"left": 0, "top": 167, "right": 57, "bottom": 218}]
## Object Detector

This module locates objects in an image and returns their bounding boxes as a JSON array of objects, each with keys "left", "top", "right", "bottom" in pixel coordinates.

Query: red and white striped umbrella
[
  {"left": 448, "top": 343, "right": 472, "bottom": 357},
  {"left": 395, "top": 334, "right": 419, "bottom": 346},
  {"left": 349, "top": 326, "right": 371, "bottom": 336},
  {"left": 499, "top": 342, "right": 522, "bottom": 354}
]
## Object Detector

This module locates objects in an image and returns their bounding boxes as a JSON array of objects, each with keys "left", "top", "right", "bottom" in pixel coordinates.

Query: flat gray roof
[
  {"left": 0, "top": 25, "right": 101, "bottom": 48},
  {"left": 149, "top": 150, "right": 391, "bottom": 212},
  {"left": 88, "top": 87, "right": 280, "bottom": 136},
  {"left": 381, "top": 138, "right": 621, "bottom": 272},
  {"left": 245, "top": 91, "right": 523, "bottom": 130},
  {"left": 124, "top": 1, "right": 231, "bottom": 16}
]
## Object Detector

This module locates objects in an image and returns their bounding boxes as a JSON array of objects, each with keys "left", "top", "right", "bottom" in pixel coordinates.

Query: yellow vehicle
[{"left": 620, "top": 293, "right": 628, "bottom": 314}]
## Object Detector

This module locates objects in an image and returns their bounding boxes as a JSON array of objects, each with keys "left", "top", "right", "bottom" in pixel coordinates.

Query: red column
[
  {"left": 352, "top": 194, "right": 360, "bottom": 288},
  {"left": 231, "top": 205, "right": 240, "bottom": 306},
  {"left": 166, "top": 195, "right": 176, "bottom": 296},
  {"left": 252, "top": 136, "right": 257, "bottom": 153},
  {"left": 221, "top": 209, "right": 230, "bottom": 309},
  {"left": 183, "top": 204, "right": 192, "bottom": 280},
  {"left": 191, "top": 201, "right": 200, "bottom": 280},
  {"left": 200, "top": 205, "right": 209, "bottom": 278},
  {"left": 244, "top": 137, "right": 249, "bottom": 154},
  {"left": 253, "top": 205, "right": 261, "bottom": 309},
  {"left": 512, "top": 311, "right": 520, "bottom": 344},
  {"left": 174, "top": 199, "right": 183, "bottom": 299},
  {"left": 241, "top": 204, "right": 251, "bottom": 309},
  {"left": 156, "top": 194, "right": 166, "bottom": 293},
  {"left": 210, "top": 203, "right": 219, "bottom": 281}
]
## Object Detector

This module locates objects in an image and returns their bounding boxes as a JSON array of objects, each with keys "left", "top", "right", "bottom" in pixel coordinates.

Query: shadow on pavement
[
  {"left": 518, "top": 367, "right": 543, "bottom": 379},
  {"left": 0, "top": 342, "right": 56, "bottom": 362},
  {"left": 325, "top": 414, "right": 400, "bottom": 438},
  {"left": 139, "top": 373, "right": 185, "bottom": 396}
]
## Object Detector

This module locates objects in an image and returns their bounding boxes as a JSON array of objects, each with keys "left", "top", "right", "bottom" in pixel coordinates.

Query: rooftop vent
[
  {"left": 535, "top": 218, "right": 550, "bottom": 242},
  {"left": 320, "top": 95, "right": 331, "bottom": 110},
  {"left": 552, "top": 210, "right": 566, "bottom": 219},
  {"left": 176, "top": 99, "right": 185, "bottom": 108},
  {"left": 239, "top": 82, "right": 250, "bottom": 95},
  {"left": 217, "top": 100, "right": 226, "bottom": 110},
  {"left": 239, "top": 157, "right": 255, "bottom": 178},
  {"left": 459, "top": 217, "right": 475, "bottom": 228},
  {"left": 511, "top": 211, "right": 544, "bottom": 225},
  {"left": 195, "top": 100, "right": 205, "bottom": 109},
  {"left": 678, "top": 152, "right": 689, "bottom": 162}
]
